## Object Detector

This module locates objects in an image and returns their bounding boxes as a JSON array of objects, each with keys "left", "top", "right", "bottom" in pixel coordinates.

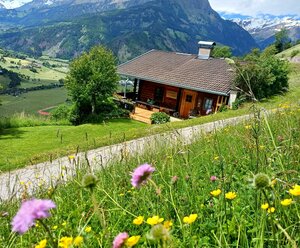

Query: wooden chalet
[{"left": 117, "top": 41, "right": 237, "bottom": 119}]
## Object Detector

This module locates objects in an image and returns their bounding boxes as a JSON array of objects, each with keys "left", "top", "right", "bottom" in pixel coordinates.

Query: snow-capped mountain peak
[
  {"left": 222, "top": 14, "right": 300, "bottom": 48},
  {"left": 0, "top": 0, "right": 33, "bottom": 9},
  {"left": 232, "top": 15, "right": 300, "bottom": 34}
]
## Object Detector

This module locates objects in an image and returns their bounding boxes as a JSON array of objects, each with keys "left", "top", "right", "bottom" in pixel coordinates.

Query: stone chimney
[{"left": 198, "top": 41, "right": 216, "bottom": 59}]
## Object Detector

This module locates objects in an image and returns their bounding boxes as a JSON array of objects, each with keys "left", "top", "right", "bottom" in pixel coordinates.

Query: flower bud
[
  {"left": 82, "top": 174, "right": 98, "bottom": 189},
  {"left": 254, "top": 173, "right": 270, "bottom": 189}
]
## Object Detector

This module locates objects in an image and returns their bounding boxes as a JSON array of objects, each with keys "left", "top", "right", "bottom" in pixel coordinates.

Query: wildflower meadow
[{"left": 1, "top": 105, "right": 300, "bottom": 247}]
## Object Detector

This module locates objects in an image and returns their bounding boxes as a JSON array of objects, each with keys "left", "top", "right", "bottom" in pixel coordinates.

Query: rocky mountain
[
  {"left": 228, "top": 14, "right": 300, "bottom": 48},
  {"left": 0, "top": 0, "right": 257, "bottom": 61}
]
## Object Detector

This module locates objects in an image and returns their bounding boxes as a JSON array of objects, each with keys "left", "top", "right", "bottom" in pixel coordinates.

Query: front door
[{"left": 179, "top": 89, "right": 197, "bottom": 118}]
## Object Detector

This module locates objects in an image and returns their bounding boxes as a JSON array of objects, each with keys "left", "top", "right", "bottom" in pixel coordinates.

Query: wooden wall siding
[
  {"left": 139, "top": 80, "right": 155, "bottom": 102},
  {"left": 138, "top": 80, "right": 228, "bottom": 116},
  {"left": 138, "top": 80, "right": 179, "bottom": 109}
]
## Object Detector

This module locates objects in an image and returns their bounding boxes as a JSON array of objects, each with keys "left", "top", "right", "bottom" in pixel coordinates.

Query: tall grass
[
  {"left": 0, "top": 105, "right": 299, "bottom": 247},
  {"left": 0, "top": 112, "right": 70, "bottom": 130}
]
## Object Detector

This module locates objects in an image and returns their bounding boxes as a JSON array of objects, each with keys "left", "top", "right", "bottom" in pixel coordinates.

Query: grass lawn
[
  {"left": 0, "top": 119, "right": 146, "bottom": 171},
  {"left": 0, "top": 63, "right": 299, "bottom": 172},
  {"left": 0, "top": 88, "right": 68, "bottom": 116}
]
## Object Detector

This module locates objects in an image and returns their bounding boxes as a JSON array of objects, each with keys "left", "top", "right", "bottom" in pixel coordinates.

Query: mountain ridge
[
  {"left": 222, "top": 13, "right": 300, "bottom": 48},
  {"left": 0, "top": 0, "right": 257, "bottom": 61}
]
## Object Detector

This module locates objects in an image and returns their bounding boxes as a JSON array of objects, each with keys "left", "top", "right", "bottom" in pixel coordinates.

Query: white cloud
[{"left": 209, "top": 0, "right": 300, "bottom": 17}]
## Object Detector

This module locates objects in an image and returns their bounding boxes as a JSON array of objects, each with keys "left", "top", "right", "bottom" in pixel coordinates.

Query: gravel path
[{"left": 0, "top": 114, "right": 252, "bottom": 202}]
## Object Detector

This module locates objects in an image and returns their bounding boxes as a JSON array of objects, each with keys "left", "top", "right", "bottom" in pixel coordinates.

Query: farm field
[
  {"left": 0, "top": 50, "right": 68, "bottom": 96},
  {"left": 0, "top": 88, "right": 68, "bottom": 116},
  {"left": 0, "top": 56, "right": 67, "bottom": 81}
]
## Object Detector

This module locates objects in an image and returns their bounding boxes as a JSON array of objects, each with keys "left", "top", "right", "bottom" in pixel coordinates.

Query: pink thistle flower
[
  {"left": 113, "top": 232, "right": 128, "bottom": 248},
  {"left": 210, "top": 176, "right": 217, "bottom": 182},
  {"left": 12, "top": 199, "right": 56, "bottom": 234},
  {"left": 131, "top": 163, "right": 155, "bottom": 188}
]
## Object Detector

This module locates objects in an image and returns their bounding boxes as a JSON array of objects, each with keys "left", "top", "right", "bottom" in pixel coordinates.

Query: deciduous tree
[{"left": 65, "top": 46, "right": 119, "bottom": 124}]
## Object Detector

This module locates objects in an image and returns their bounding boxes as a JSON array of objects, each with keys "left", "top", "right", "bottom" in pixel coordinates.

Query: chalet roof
[{"left": 117, "top": 50, "right": 235, "bottom": 96}]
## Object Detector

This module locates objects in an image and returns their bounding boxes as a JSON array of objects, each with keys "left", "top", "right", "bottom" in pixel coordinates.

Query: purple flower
[
  {"left": 113, "top": 232, "right": 128, "bottom": 248},
  {"left": 12, "top": 199, "right": 56, "bottom": 234},
  {"left": 210, "top": 176, "right": 217, "bottom": 182},
  {"left": 131, "top": 163, "right": 155, "bottom": 188}
]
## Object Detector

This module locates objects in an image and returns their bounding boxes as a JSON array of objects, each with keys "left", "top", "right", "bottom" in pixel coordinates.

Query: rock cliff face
[{"left": 0, "top": 0, "right": 257, "bottom": 61}]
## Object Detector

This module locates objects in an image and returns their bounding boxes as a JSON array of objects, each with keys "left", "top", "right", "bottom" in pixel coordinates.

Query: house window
[
  {"left": 203, "top": 98, "right": 213, "bottom": 110},
  {"left": 186, "top": 95, "right": 193, "bottom": 103},
  {"left": 154, "top": 87, "right": 164, "bottom": 103}
]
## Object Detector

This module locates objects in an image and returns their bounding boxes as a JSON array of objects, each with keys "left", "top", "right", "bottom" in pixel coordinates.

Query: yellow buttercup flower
[
  {"left": 85, "top": 226, "right": 92, "bottom": 233},
  {"left": 245, "top": 125, "right": 251, "bottom": 130},
  {"left": 62, "top": 221, "right": 67, "bottom": 227},
  {"left": 125, "top": 235, "right": 140, "bottom": 247},
  {"left": 289, "top": 184, "right": 300, "bottom": 196},
  {"left": 52, "top": 225, "right": 58, "bottom": 230},
  {"left": 271, "top": 179, "right": 277, "bottom": 187},
  {"left": 163, "top": 220, "right": 173, "bottom": 230},
  {"left": 210, "top": 189, "right": 222, "bottom": 197},
  {"left": 147, "top": 216, "right": 164, "bottom": 226},
  {"left": 58, "top": 237, "right": 73, "bottom": 248},
  {"left": 259, "top": 145, "right": 265, "bottom": 150},
  {"left": 133, "top": 216, "right": 144, "bottom": 225},
  {"left": 73, "top": 236, "right": 83, "bottom": 247},
  {"left": 267, "top": 207, "right": 275, "bottom": 213},
  {"left": 225, "top": 192, "right": 237, "bottom": 200},
  {"left": 183, "top": 214, "right": 198, "bottom": 224},
  {"left": 261, "top": 203, "right": 269, "bottom": 210},
  {"left": 281, "top": 198, "right": 293, "bottom": 206},
  {"left": 35, "top": 239, "right": 47, "bottom": 248}
]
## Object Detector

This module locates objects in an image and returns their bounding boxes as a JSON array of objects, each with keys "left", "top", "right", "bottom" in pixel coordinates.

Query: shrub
[
  {"left": 51, "top": 105, "right": 71, "bottom": 121},
  {"left": 218, "top": 104, "right": 228, "bottom": 112},
  {"left": 231, "top": 97, "right": 245, "bottom": 110},
  {"left": 235, "top": 50, "right": 289, "bottom": 101},
  {"left": 150, "top": 112, "right": 170, "bottom": 124}
]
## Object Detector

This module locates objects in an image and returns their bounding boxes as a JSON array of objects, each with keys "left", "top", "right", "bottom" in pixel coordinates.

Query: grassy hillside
[
  {"left": 0, "top": 88, "right": 67, "bottom": 116},
  {"left": 1, "top": 105, "right": 299, "bottom": 247},
  {"left": 0, "top": 50, "right": 69, "bottom": 116},
  {"left": 0, "top": 63, "right": 299, "bottom": 171},
  {"left": 0, "top": 53, "right": 68, "bottom": 82},
  {"left": 277, "top": 44, "right": 300, "bottom": 58}
]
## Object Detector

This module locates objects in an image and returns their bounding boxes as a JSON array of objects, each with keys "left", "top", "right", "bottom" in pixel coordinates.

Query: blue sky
[{"left": 209, "top": 0, "right": 300, "bottom": 17}]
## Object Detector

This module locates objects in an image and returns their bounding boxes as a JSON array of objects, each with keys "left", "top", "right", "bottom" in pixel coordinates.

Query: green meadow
[
  {"left": 0, "top": 88, "right": 68, "bottom": 117},
  {"left": 1, "top": 106, "right": 299, "bottom": 247},
  {"left": 0, "top": 63, "right": 299, "bottom": 172}
]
